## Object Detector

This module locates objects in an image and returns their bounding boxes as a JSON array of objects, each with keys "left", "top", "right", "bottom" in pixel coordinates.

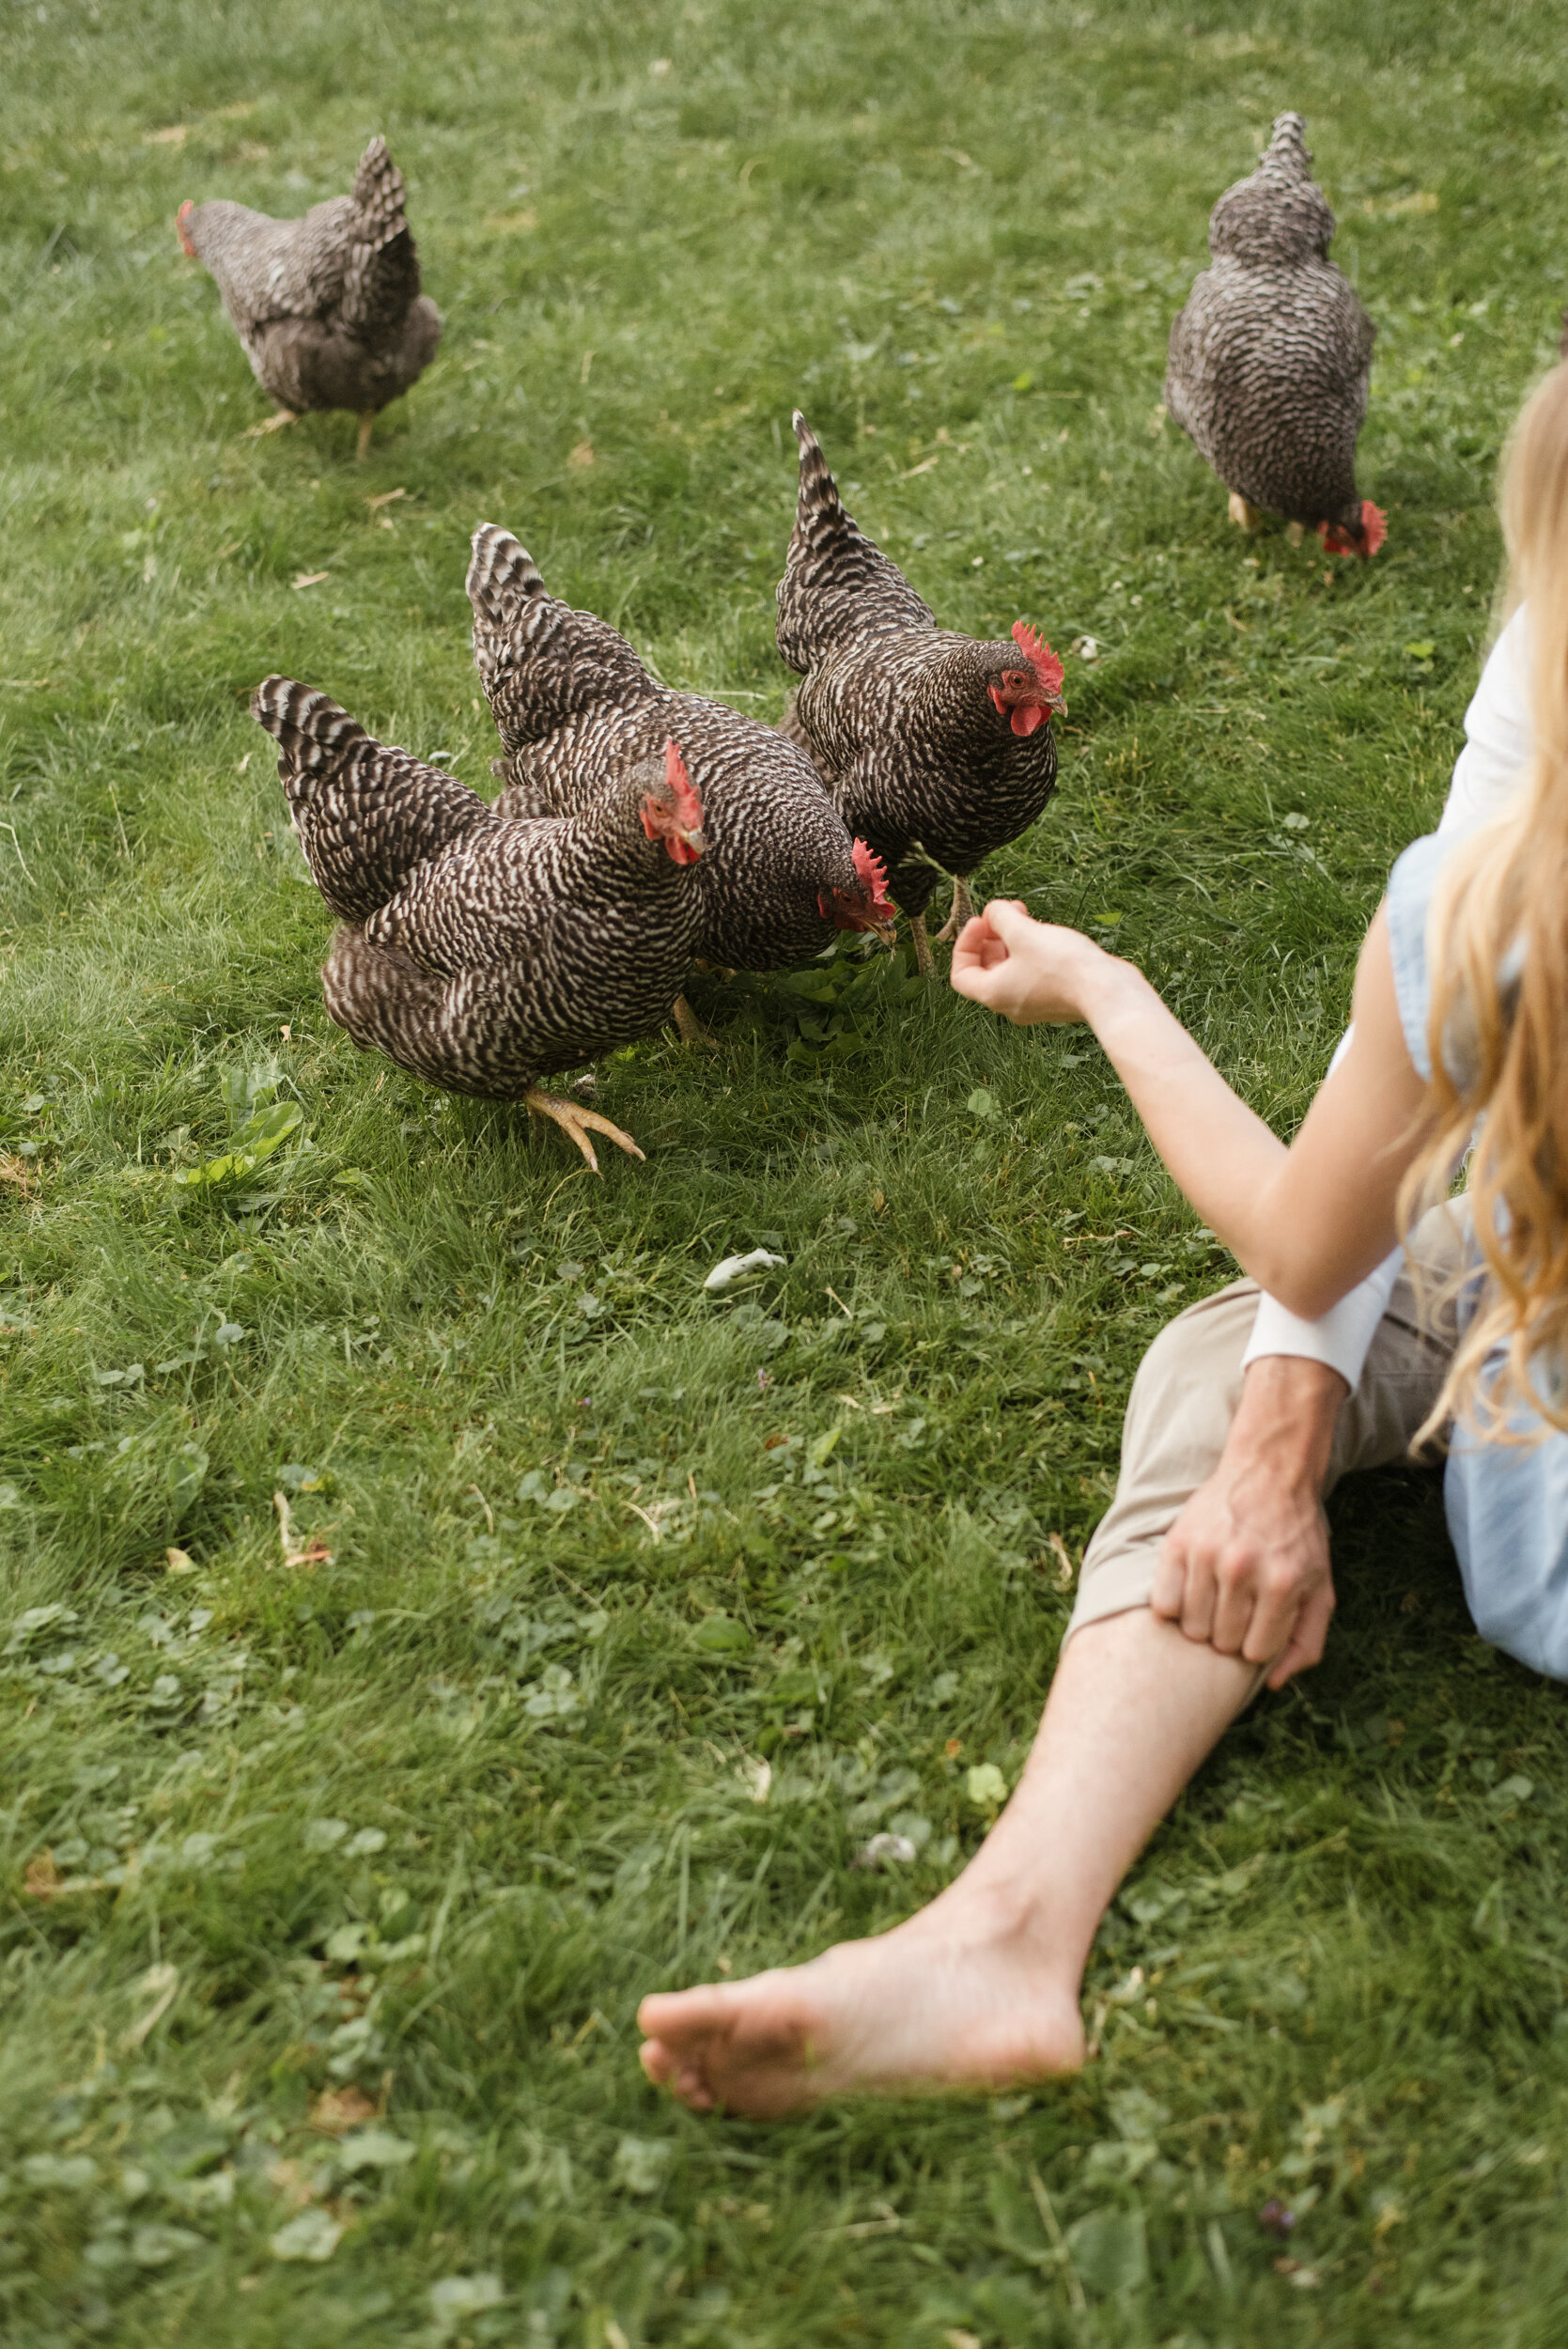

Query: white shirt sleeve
[
  {"left": 1437, "top": 603, "right": 1530, "bottom": 840},
  {"left": 1242, "top": 607, "right": 1529, "bottom": 1389}
]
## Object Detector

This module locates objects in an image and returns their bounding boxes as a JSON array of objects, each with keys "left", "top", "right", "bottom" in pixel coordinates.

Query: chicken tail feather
[
  {"left": 776, "top": 412, "right": 937, "bottom": 671},
  {"left": 350, "top": 136, "right": 410, "bottom": 244},
  {"left": 252, "top": 676, "right": 369, "bottom": 776},
  {"left": 791, "top": 409, "right": 842, "bottom": 529},
  {"left": 467, "top": 523, "right": 548, "bottom": 632},
  {"left": 252, "top": 676, "right": 489, "bottom": 926}
]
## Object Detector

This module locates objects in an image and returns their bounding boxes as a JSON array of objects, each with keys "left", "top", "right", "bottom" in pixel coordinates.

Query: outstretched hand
[{"left": 949, "top": 901, "right": 1110, "bottom": 1026}]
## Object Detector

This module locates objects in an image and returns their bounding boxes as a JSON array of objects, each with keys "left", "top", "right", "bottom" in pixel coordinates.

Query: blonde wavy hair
[{"left": 1400, "top": 362, "right": 1568, "bottom": 1440}]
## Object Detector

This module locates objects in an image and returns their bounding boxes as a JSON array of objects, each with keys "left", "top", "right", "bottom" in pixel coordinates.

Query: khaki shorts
[{"left": 1067, "top": 1204, "right": 1468, "bottom": 1639}]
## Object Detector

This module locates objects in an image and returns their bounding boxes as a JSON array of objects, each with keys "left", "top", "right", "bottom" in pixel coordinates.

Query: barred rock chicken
[
  {"left": 776, "top": 413, "right": 1065, "bottom": 976},
  {"left": 252, "top": 677, "right": 707, "bottom": 1170},
  {"left": 465, "top": 525, "right": 895, "bottom": 1041},
  {"left": 1166, "top": 113, "right": 1384, "bottom": 557},
  {"left": 178, "top": 138, "right": 442, "bottom": 459}
]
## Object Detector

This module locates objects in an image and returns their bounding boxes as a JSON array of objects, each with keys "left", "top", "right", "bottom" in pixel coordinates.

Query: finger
[
  {"left": 1210, "top": 1554, "right": 1258, "bottom": 1655},
  {"left": 1149, "top": 1525, "right": 1191, "bottom": 1619},
  {"left": 1177, "top": 1546, "right": 1219, "bottom": 1643},
  {"left": 1243, "top": 1570, "right": 1308, "bottom": 1668},
  {"left": 949, "top": 919, "right": 1003, "bottom": 988},
  {"left": 981, "top": 898, "right": 1035, "bottom": 941},
  {"left": 948, "top": 957, "right": 995, "bottom": 1003},
  {"left": 954, "top": 913, "right": 991, "bottom": 950},
  {"left": 1266, "top": 1583, "right": 1335, "bottom": 1690}
]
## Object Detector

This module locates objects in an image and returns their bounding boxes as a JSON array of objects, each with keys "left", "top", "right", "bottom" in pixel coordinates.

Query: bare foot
[{"left": 638, "top": 1896, "right": 1085, "bottom": 2119}]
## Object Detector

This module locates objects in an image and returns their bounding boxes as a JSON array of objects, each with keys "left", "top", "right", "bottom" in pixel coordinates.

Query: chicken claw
[
  {"left": 934, "top": 875, "right": 975, "bottom": 945},
  {"left": 245, "top": 406, "right": 301, "bottom": 438},
  {"left": 524, "top": 1088, "right": 645, "bottom": 1174},
  {"left": 909, "top": 913, "right": 937, "bottom": 979}
]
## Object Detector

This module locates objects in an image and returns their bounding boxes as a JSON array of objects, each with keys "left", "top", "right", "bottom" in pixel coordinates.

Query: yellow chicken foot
[
  {"left": 245, "top": 407, "right": 300, "bottom": 439},
  {"left": 1227, "top": 490, "right": 1265, "bottom": 532},
  {"left": 1287, "top": 521, "right": 1305, "bottom": 548},
  {"left": 934, "top": 875, "right": 975, "bottom": 945},
  {"left": 671, "top": 992, "right": 719, "bottom": 1049},
  {"left": 523, "top": 1088, "right": 645, "bottom": 1174},
  {"left": 356, "top": 411, "right": 376, "bottom": 461},
  {"left": 910, "top": 913, "right": 936, "bottom": 978}
]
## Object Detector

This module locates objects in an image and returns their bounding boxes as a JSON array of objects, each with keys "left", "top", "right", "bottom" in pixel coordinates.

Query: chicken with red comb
[
  {"left": 777, "top": 412, "right": 1065, "bottom": 972},
  {"left": 464, "top": 523, "right": 894, "bottom": 1046},
  {"left": 1166, "top": 113, "right": 1383, "bottom": 558},
  {"left": 177, "top": 136, "right": 441, "bottom": 459},
  {"left": 251, "top": 677, "right": 706, "bottom": 1170}
]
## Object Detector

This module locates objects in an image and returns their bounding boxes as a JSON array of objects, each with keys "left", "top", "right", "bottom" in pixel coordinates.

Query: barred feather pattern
[
  {"left": 774, "top": 415, "right": 1059, "bottom": 922},
  {"left": 251, "top": 677, "right": 704, "bottom": 1100},
  {"left": 182, "top": 136, "right": 442, "bottom": 418},
  {"left": 1165, "top": 112, "right": 1375, "bottom": 533},
  {"left": 468, "top": 524, "right": 873, "bottom": 971},
  {"left": 253, "top": 676, "right": 489, "bottom": 925}
]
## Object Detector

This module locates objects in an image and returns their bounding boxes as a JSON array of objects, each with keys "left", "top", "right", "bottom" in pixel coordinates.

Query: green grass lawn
[{"left": 4, "top": 1, "right": 1568, "bottom": 2341}]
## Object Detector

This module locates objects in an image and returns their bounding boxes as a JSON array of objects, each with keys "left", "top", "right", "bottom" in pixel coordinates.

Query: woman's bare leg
[{"left": 638, "top": 1609, "right": 1256, "bottom": 2117}]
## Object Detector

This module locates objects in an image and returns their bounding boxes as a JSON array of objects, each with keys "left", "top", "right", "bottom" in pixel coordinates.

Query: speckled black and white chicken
[
  {"left": 775, "top": 412, "right": 1065, "bottom": 975},
  {"left": 1166, "top": 112, "right": 1384, "bottom": 557},
  {"left": 179, "top": 137, "right": 441, "bottom": 459},
  {"left": 252, "top": 677, "right": 707, "bottom": 1170},
  {"left": 465, "top": 525, "right": 895, "bottom": 1039}
]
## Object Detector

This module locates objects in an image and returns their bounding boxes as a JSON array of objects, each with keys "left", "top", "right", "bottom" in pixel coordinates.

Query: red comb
[
  {"left": 1318, "top": 501, "right": 1387, "bottom": 559},
  {"left": 664, "top": 737, "right": 704, "bottom": 831},
  {"left": 1012, "top": 619, "right": 1064, "bottom": 697},
  {"left": 852, "top": 837, "right": 893, "bottom": 910}
]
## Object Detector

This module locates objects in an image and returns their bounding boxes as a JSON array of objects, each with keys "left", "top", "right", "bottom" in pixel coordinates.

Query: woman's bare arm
[{"left": 950, "top": 900, "right": 1427, "bottom": 1318}]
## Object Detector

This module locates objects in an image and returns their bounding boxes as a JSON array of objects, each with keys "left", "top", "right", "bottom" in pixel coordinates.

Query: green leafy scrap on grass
[
  {"left": 172, "top": 1076, "right": 304, "bottom": 1193},
  {"left": 4, "top": 1, "right": 1568, "bottom": 2344}
]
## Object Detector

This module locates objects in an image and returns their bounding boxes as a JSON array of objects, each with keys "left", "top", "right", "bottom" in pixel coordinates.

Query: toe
[
  {"left": 674, "top": 2065, "right": 715, "bottom": 2112},
  {"left": 639, "top": 2037, "right": 675, "bottom": 2086},
  {"left": 639, "top": 1985, "right": 722, "bottom": 2039}
]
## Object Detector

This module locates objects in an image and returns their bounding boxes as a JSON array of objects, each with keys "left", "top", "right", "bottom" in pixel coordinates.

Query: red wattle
[{"left": 1011, "top": 705, "right": 1046, "bottom": 737}]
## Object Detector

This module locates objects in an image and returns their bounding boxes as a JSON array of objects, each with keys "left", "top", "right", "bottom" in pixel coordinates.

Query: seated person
[{"left": 636, "top": 364, "right": 1568, "bottom": 2119}]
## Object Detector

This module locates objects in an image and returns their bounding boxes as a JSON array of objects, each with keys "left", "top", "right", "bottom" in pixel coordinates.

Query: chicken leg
[
  {"left": 524, "top": 1088, "right": 645, "bottom": 1174},
  {"left": 1227, "top": 490, "right": 1265, "bottom": 532},
  {"left": 356, "top": 411, "right": 376, "bottom": 461},
  {"left": 934, "top": 875, "right": 975, "bottom": 945},
  {"left": 246, "top": 406, "right": 300, "bottom": 439},
  {"left": 671, "top": 993, "right": 718, "bottom": 1049},
  {"left": 910, "top": 913, "right": 936, "bottom": 979}
]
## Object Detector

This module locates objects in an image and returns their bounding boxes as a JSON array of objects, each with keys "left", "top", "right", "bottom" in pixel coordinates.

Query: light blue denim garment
[{"left": 1386, "top": 832, "right": 1568, "bottom": 1682}]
